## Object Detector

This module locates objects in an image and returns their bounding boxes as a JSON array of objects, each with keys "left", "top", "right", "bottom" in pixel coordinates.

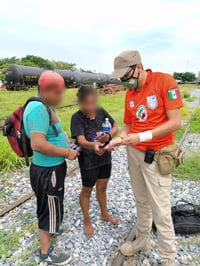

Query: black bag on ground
[
  {"left": 172, "top": 200, "right": 200, "bottom": 234},
  {"left": 152, "top": 200, "right": 200, "bottom": 234}
]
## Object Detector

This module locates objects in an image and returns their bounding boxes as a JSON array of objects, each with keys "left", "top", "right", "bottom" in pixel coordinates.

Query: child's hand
[
  {"left": 93, "top": 142, "right": 105, "bottom": 156},
  {"left": 66, "top": 149, "right": 80, "bottom": 160},
  {"left": 98, "top": 133, "right": 110, "bottom": 143}
]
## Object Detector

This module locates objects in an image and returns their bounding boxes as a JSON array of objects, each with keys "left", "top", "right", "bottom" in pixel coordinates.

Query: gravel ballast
[{"left": 0, "top": 146, "right": 200, "bottom": 266}]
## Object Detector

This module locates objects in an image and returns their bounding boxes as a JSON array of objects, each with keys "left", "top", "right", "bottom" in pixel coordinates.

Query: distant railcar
[
  {"left": 5, "top": 65, "right": 44, "bottom": 90},
  {"left": 5, "top": 65, "right": 119, "bottom": 90}
]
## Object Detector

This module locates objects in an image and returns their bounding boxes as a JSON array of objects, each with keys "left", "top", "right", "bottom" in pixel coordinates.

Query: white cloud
[{"left": 0, "top": 0, "right": 200, "bottom": 73}]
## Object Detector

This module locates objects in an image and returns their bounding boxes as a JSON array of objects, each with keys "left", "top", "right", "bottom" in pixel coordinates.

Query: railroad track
[
  {"left": 0, "top": 165, "right": 79, "bottom": 217},
  {"left": 111, "top": 227, "right": 137, "bottom": 266}
]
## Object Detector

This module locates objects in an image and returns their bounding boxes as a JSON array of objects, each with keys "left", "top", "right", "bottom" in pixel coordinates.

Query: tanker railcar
[
  {"left": 5, "top": 65, "right": 118, "bottom": 90},
  {"left": 5, "top": 65, "right": 44, "bottom": 90}
]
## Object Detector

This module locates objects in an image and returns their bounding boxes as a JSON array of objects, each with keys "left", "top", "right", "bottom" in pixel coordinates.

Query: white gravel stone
[{"left": 0, "top": 146, "right": 200, "bottom": 265}]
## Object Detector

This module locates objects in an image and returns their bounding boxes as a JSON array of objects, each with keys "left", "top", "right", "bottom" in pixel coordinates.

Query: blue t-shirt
[{"left": 23, "top": 101, "right": 69, "bottom": 167}]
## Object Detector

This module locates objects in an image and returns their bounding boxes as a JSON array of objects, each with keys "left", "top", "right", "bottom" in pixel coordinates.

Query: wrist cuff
[{"left": 138, "top": 130, "right": 153, "bottom": 142}]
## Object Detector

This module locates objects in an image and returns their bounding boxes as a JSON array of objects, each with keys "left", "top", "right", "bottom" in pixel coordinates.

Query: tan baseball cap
[{"left": 111, "top": 50, "right": 142, "bottom": 79}]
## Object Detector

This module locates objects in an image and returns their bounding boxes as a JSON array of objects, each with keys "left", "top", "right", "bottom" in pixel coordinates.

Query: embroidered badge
[
  {"left": 168, "top": 88, "right": 180, "bottom": 100},
  {"left": 129, "top": 101, "right": 134, "bottom": 108},
  {"left": 147, "top": 95, "right": 158, "bottom": 110},
  {"left": 136, "top": 105, "right": 148, "bottom": 122}
]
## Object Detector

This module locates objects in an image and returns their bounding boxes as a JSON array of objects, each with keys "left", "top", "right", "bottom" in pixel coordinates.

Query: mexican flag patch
[{"left": 168, "top": 88, "right": 180, "bottom": 100}]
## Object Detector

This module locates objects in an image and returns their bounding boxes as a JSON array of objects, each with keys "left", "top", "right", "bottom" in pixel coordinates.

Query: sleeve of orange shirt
[
  {"left": 124, "top": 91, "right": 131, "bottom": 124},
  {"left": 161, "top": 74, "right": 184, "bottom": 111}
]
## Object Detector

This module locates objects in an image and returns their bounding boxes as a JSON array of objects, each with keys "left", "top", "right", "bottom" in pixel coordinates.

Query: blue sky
[{"left": 0, "top": 0, "right": 199, "bottom": 74}]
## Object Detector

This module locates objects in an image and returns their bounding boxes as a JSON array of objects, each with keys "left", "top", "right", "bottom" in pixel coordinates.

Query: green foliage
[
  {"left": 78, "top": 67, "right": 93, "bottom": 72},
  {"left": 173, "top": 72, "right": 196, "bottom": 82},
  {"left": 180, "top": 103, "right": 191, "bottom": 120},
  {"left": 182, "top": 92, "right": 196, "bottom": 102},
  {"left": 20, "top": 55, "right": 53, "bottom": 69},
  {"left": 0, "top": 84, "right": 198, "bottom": 173},
  {"left": 173, "top": 153, "right": 200, "bottom": 180},
  {"left": 0, "top": 55, "right": 77, "bottom": 72},
  {"left": 186, "top": 96, "right": 196, "bottom": 102},
  {"left": 51, "top": 60, "right": 76, "bottom": 70},
  {"left": 176, "top": 126, "right": 186, "bottom": 141},
  {"left": 0, "top": 137, "right": 25, "bottom": 172},
  {"left": 183, "top": 92, "right": 190, "bottom": 99},
  {"left": 190, "top": 107, "right": 200, "bottom": 133},
  {"left": 0, "top": 88, "right": 78, "bottom": 172},
  {"left": 0, "top": 69, "right": 6, "bottom": 80},
  {"left": 0, "top": 56, "right": 19, "bottom": 67},
  {"left": 0, "top": 223, "right": 38, "bottom": 261}
]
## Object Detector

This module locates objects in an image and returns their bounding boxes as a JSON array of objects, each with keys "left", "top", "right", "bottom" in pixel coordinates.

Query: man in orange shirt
[{"left": 109, "top": 50, "right": 183, "bottom": 265}]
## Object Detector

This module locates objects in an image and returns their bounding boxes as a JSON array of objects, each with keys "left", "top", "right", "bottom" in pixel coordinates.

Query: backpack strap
[
  {"left": 20, "top": 124, "right": 30, "bottom": 167},
  {"left": 24, "top": 97, "right": 58, "bottom": 137}
]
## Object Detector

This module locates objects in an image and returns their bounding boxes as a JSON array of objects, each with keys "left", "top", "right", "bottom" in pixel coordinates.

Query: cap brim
[{"left": 110, "top": 67, "right": 129, "bottom": 80}]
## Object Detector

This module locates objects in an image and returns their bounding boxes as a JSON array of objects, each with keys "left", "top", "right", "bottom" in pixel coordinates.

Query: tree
[
  {"left": 0, "top": 55, "right": 78, "bottom": 71},
  {"left": 0, "top": 57, "right": 19, "bottom": 69},
  {"left": 0, "top": 69, "right": 6, "bottom": 80},
  {"left": 78, "top": 67, "right": 95, "bottom": 73},
  {"left": 173, "top": 72, "right": 196, "bottom": 82},
  {"left": 51, "top": 60, "right": 76, "bottom": 70},
  {"left": 21, "top": 55, "right": 54, "bottom": 69}
]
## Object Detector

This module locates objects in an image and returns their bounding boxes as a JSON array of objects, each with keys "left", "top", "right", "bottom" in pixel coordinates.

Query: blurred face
[
  {"left": 79, "top": 94, "right": 98, "bottom": 115},
  {"left": 40, "top": 87, "right": 64, "bottom": 107}
]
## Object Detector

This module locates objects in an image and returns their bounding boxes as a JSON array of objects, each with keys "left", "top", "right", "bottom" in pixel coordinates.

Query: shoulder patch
[{"left": 168, "top": 88, "right": 180, "bottom": 100}]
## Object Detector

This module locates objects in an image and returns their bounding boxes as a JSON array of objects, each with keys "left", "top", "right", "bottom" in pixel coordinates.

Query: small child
[{"left": 71, "top": 86, "right": 119, "bottom": 237}]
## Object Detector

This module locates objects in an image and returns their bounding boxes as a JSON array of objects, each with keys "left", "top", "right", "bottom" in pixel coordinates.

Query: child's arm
[
  {"left": 110, "top": 122, "right": 119, "bottom": 138},
  {"left": 98, "top": 122, "right": 118, "bottom": 143},
  {"left": 77, "top": 135, "right": 103, "bottom": 151},
  {"left": 77, "top": 135, "right": 104, "bottom": 156}
]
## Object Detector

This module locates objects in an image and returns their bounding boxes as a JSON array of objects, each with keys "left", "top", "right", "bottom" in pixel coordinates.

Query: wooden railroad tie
[
  {"left": 0, "top": 165, "right": 80, "bottom": 217},
  {"left": 111, "top": 226, "right": 136, "bottom": 266}
]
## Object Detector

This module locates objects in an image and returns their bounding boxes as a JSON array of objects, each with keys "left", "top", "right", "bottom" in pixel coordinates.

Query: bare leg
[
  {"left": 79, "top": 186, "right": 94, "bottom": 237},
  {"left": 39, "top": 230, "right": 51, "bottom": 255},
  {"left": 96, "top": 179, "right": 120, "bottom": 225}
]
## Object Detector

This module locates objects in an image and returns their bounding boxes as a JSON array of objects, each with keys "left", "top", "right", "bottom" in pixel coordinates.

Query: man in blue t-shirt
[{"left": 23, "top": 71, "right": 79, "bottom": 265}]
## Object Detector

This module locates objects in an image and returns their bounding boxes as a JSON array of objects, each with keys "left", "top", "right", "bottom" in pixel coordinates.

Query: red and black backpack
[{"left": 3, "top": 97, "right": 58, "bottom": 166}]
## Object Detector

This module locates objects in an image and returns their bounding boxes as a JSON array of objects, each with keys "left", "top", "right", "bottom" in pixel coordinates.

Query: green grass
[
  {"left": 190, "top": 107, "right": 200, "bottom": 133},
  {"left": 0, "top": 222, "right": 38, "bottom": 261},
  {"left": 0, "top": 84, "right": 198, "bottom": 172},
  {"left": 182, "top": 91, "right": 196, "bottom": 102},
  {"left": 0, "top": 88, "right": 77, "bottom": 120},
  {"left": 175, "top": 126, "right": 186, "bottom": 142},
  {"left": 179, "top": 83, "right": 200, "bottom": 94},
  {"left": 173, "top": 154, "right": 200, "bottom": 180},
  {"left": 0, "top": 88, "right": 126, "bottom": 172},
  {"left": 0, "top": 88, "right": 78, "bottom": 172}
]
